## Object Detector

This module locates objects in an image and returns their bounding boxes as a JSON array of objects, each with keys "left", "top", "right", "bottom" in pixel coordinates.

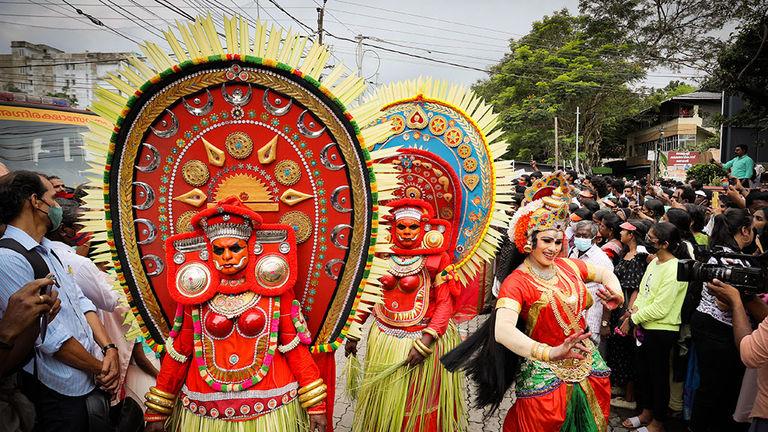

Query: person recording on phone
[{"left": 0, "top": 171, "right": 119, "bottom": 432}]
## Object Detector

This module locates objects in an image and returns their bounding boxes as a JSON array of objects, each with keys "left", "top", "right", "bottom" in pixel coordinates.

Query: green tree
[
  {"left": 579, "top": 0, "right": 765, "bottom": 71},
  {"left": 46, "top": 86, "right": 78, "bottom": 106},
  {"left": 3, "top": 82, "right": 22, "bottom": 92},
  {"left": 705, "top": 15, "right": 768, "bottom": 131},
  {"left": 474, "top": 9, "right": 645, "bottom": 169}
]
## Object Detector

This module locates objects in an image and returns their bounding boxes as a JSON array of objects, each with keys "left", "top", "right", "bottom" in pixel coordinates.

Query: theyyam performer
[
  {"left": 345, "top": 79, "right": 517, "bottom": 431},
  {"left": 79, "top": 13, "right": 397, "bottom": 431},
  {"left": 443, "top": 173, "right": 624, "bottom": 432}
]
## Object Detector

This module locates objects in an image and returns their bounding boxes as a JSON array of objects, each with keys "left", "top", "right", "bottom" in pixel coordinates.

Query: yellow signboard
[{"left": 0, "top": 104, "right": 112, "bottom": 128}]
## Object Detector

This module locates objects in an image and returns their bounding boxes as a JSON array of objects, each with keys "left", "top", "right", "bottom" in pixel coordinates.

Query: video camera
[{"left": 677, "top": 251, "right": 768, "bottom": 295}]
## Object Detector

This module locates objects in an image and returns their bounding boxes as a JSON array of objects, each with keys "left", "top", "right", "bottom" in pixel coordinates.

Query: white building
[{"left": 0, "top": 41, "right": 135, "bottom": 108}]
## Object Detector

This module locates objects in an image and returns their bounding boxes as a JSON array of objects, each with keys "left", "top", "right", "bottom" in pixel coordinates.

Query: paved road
[{"left": 331, "top": 316, "right": 686, "bottom": 432}]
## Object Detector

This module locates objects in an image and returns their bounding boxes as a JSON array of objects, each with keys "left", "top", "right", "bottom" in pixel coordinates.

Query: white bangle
[
  {"left": 165, "top": 337, "right": 188, "bottom": 363},
  {"left": 278, "top": 335, "right": 300, "bottom": 353}
]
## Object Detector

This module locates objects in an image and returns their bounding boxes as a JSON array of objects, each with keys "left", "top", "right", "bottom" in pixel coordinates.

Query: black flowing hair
[
  {"left": 665, "top": 208, "right": 696, "bottom": 246},
  {"left": 710, "top": 208, "right": 753, "bottom": 252},
  {"left": 441, "top": 232, "right": 536, "bottom": 414}
]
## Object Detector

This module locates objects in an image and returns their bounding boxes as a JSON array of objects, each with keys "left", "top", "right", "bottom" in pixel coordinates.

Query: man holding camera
[
  {"left": 707, "top": 279, "right": 768, "bottom": 431},
  {"left": 0, "top": 171, "right": 119, "bottom": 432}
]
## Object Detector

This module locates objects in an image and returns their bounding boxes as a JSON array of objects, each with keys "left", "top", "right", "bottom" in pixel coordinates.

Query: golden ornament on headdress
[{"left": 509, "top": 172, "right": 572, "bottom": 253}]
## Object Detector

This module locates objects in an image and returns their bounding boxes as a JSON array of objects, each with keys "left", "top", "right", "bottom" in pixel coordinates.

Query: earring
[{"left": 523, "top": 240, "right": 533, "bottom": 253}]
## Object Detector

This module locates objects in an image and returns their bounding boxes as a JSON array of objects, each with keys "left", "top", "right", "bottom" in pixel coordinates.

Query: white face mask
[{"left": 573, "top": 237, "right": 593, "bottom": 252}]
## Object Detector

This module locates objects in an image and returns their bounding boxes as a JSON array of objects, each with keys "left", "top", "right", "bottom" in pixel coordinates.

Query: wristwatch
[{"left": 101, "top": 343, "right": 117, "bottom": 355}]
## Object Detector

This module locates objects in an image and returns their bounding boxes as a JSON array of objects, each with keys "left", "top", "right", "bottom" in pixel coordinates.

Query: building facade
[
  {"left": 0, "top": 41, "right": 133, "bottom": 108},
  {"left": 607, "top": 91, "right": 721, "bottom": 177}
]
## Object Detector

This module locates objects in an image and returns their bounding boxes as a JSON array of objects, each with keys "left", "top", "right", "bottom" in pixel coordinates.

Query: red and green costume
[{"left": 497, "top": 257, "right": 610, "bottom": 432}]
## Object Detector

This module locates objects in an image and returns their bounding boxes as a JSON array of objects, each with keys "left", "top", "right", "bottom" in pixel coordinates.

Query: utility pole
[
  {"left": 355, "top": 34, "right": 364, "bottom": 78},
  {"left": 316, "top": 1, "right": 325, "bottom": 45},
  {"left": 654, "top": 126, "right": 664, "bottom": 183},
  {"left": 575, "top": 106, "right": 580, "bottom": 174},
  {"left": 554, "top": 116, "right": 559, "bottom": 171}
]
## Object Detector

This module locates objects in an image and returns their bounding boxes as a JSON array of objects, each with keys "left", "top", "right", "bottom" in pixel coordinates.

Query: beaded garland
[{"left": 192, "top": 296, "right": 281, "bottom": 392}]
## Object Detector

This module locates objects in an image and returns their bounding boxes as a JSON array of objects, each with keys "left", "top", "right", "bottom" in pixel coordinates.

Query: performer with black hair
[{"left": 443, "top": 173, "right": 623, "bottom": 432}]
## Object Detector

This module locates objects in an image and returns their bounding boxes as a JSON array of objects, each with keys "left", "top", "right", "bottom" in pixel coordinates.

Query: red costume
[{"left": 144, "top": 198, "right": 326, "bottom": 430}]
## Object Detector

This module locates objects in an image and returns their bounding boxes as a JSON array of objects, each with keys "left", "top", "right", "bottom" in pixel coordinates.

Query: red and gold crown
[
  {"left": 508, "top": 172, "right": 570, "bottom": 253},
  {"left": 191, "top": 196, "right": 263, "bottom": 241}
]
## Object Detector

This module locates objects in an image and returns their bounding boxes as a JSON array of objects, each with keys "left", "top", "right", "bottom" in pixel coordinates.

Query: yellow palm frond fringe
[{"left": 82, "top": 13, "right": 396, "bottom": 349}]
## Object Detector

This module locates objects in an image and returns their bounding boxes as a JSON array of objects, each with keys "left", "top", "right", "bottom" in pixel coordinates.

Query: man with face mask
[
  {"left": 0, "top": 170, "right": 120, "bottom": 432},
  {"left": 569, "top": 220, "right": 614, "bottom": 351}
]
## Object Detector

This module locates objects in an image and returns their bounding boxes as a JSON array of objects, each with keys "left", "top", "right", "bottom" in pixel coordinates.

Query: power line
[
  {"left": 0, "top": 18, "right": 144, "bottom": 30},
  {"left": 99, "top": 0, "right": 166, "bottom": 42},
  {"left": 153, "top": 0, "right": 195, "bottom": 21},
  {"left": 331, "top": 0, "right": 523, "bottom": 37},
  {"left": 61, "top": 0, "right": 142, "bottom": 43},
  {"left": 0, "top": 59, "right": 131, "bottom": 70},
  {"left": 327, "top": 33, "right": 491, "bottom": 73},
  {"left": 264, "top": 0, "right": 313, "bottom": 33},
  {"left": 328, "top": 9, "right": 510, "bottom": 43}
]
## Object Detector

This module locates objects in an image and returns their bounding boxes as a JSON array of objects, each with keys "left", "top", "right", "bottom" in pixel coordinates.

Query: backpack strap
[{"left": 0, "top": 238, "right": 51, "bottom": 279}]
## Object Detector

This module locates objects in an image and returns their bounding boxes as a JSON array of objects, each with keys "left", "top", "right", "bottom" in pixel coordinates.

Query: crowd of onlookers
[
  {"left": 0, "top": 167, "right": 159, "bottom": 432},
  {"left": 3, "top": 144, "right": 768, "bottom": 432},
  {"left": 496, "top": 155, "right": 768, "bottom": 432}
]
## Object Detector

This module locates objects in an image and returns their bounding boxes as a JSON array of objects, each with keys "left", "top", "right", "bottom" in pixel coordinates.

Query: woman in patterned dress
[
  {"left": 607, "top": 219, "right": 650, "bottom": 409},
  {"left": 443, "top": 173, "right": 623, "bottom": 432}
]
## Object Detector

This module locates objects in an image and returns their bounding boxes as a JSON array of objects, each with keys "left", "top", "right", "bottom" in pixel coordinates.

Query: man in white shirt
[{"left": 569, "top": 220, "right": 614, "bottom": 351}]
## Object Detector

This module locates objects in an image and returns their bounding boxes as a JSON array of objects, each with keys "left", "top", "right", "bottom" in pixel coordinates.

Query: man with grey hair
[{"left": 569, "top": 220, "right": 614, "bottom": 351}]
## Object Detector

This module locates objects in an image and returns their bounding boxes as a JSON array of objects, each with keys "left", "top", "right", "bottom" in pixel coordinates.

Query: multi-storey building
[{"left": 0, "top": 41, "right": 134, "bottom": 108}]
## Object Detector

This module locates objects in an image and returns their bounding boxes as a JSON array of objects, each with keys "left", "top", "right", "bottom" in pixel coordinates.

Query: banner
[{"left": 0, "top": 104, "right": 111, "bottom": 128}]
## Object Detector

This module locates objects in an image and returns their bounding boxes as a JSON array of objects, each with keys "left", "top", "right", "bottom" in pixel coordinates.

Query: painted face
[
  {"left": 211, "top": 237, "right": 249, "bottom": 275},
  {"left": 531, "top": 229, "right": 563, "bottom": 267},
  {"left": 394, "top": 217, "right": 421, "bottom": 249}
]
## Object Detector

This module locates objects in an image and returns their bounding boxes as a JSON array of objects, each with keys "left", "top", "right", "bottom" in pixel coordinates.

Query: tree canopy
[
  {"left": 578, "top": 0, "right": 765, "bottom": 71},
  {"left": 473, "top": 9, "right": 644, "bottom": 168}
]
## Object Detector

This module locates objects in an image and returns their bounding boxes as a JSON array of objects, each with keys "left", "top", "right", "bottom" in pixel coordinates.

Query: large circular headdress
[
  {"left": 364, "top": 79, "right": 517, "bottom": 285},
  {"left": 78, "top": 15, "right": 394, "bottom": 352}
]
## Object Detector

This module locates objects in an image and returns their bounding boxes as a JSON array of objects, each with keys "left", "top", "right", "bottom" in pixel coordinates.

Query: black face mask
[{"left": 646, "top": 243, "right": 658, "bottom": 254}]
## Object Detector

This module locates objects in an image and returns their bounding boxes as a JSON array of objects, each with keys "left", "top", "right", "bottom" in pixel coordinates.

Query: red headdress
[{"left": 165, "top": 197, "right": 298, "bottom": 305}]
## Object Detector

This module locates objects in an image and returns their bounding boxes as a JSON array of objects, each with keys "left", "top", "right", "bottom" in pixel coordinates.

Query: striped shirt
[{"left": 0, "top": 225, "right": 98, "bottom": 397}]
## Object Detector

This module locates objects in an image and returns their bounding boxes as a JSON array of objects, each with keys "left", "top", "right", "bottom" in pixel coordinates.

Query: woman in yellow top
[{"left": 620, "top": 222, "right": 690, "bottom": 432}]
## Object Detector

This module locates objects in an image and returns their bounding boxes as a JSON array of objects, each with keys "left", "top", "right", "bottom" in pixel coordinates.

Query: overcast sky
[{"left": 0, "top": 0, "right": 705, "bottom": 89}]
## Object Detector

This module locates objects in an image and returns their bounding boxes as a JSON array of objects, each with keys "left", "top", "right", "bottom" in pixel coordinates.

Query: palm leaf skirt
[{"left": 352, "top": 321, "right": 468, "bottom": 432}]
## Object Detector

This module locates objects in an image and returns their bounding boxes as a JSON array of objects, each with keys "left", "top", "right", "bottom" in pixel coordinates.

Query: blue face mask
[{"left": 573, "top": 237, "right": 593, "bottom": 252}]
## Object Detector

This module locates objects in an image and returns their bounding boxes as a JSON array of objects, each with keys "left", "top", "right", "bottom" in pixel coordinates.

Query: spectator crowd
[{"left": 4, "top": 156, "right": 768, "bottom": 432}]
